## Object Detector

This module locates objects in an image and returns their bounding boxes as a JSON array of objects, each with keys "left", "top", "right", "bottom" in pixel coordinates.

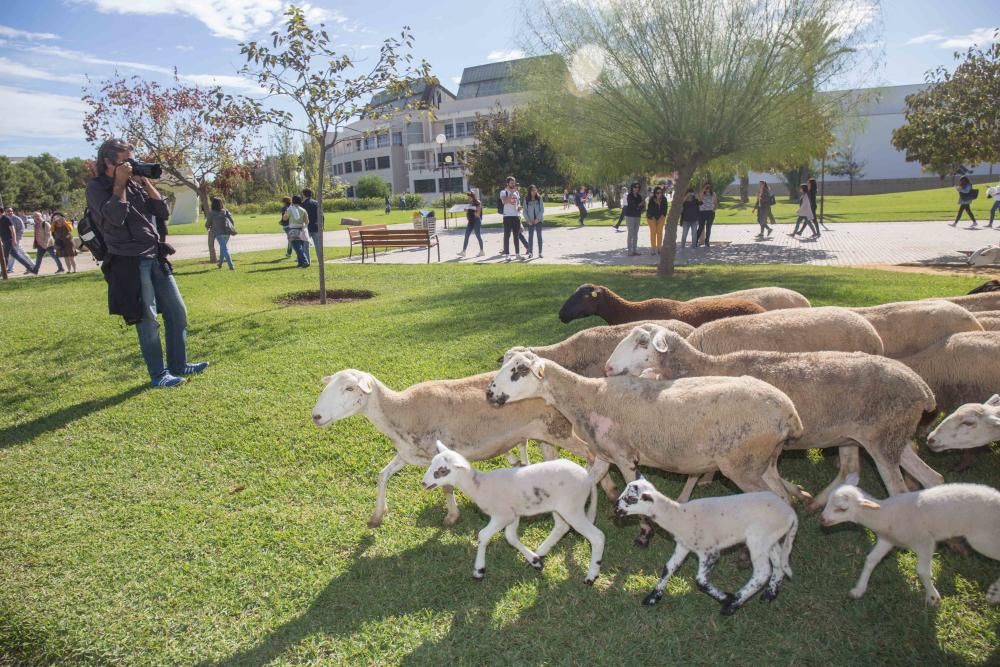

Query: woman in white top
[
  {"left": 284, "top": 194, "right": 310, "bottom": 267},
  {"left": 696, "top": 184, "right": 718, "bottom": 247},
  {"left": 790, "top": 184, "right": 819, "bottom": 238}
]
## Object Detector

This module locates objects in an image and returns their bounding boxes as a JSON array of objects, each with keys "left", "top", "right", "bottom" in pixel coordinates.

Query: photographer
[{"left": 85, "top": 138, "right": 208, "bottom": 388}]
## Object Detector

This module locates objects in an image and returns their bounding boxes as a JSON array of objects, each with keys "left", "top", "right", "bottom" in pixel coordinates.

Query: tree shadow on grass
[{"left": 0, "top": 384, "right": 147, "bottom": 450}]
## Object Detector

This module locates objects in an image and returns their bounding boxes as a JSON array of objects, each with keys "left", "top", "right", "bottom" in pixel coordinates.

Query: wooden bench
[
  {"left": 347, "top": 224, "right": 387, "bottom": 259},
  {"left": 359, "top": 228, "right": 439, "bottom": 263}
]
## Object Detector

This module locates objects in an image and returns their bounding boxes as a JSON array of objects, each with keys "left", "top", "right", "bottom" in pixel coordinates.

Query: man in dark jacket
[
  {"left": 301, "top": 188, "right": 321, "bottom": 263},
  {"left": 1, "top": 207, "right": 37, "bottom": 274},
  {"left": 85, "top": 138, "right": 208, "bottom": 388}
]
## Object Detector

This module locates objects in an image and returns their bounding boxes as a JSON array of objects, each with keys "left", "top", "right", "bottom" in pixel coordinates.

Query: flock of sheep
[{"left": 311, "top": 284, "right": 1000, "bottom": 616}]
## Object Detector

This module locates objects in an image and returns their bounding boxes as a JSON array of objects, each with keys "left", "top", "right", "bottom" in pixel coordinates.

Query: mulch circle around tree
[{"left": 276, "top": 289, "right": 375, "bottom": 305}]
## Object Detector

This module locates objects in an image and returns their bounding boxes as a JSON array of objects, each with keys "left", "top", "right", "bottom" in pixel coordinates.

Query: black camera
[{"left": 127, "top": 158, "right": 162, "bottom": 179}]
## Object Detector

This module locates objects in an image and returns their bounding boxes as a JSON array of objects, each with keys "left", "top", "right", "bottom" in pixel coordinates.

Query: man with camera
[{"left": 85, "top": 138, "right": 208, "bottom": 388}]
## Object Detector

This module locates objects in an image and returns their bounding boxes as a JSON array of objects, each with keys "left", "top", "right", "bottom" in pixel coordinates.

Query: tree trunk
[
  {"left": 739, "top": 173, "right": 749, "bottom": 203},
  {"left": 316, "top": 143, "right": 327, "bottom": 305},
  {"left": 198, "top": 184, "right": 216, "bottom": 264},
  {"left": 657, "top": 165, "right": 695, "bottom": 277}
]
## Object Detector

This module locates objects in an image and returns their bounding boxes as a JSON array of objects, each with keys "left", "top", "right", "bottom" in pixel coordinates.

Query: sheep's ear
[
  {"left": 453, "top": 456, "right": 470, "bottom": 470},
  {"left": 844, "top": 473, "right": 860, "bottom": 487},
  {"left": 357, "top": 374, "right": 374, "bottom": 394},
  {"left": 859, "top": 499, "right": 881, "bottom": 510},
  {"left": 496, "top": 354, "right": 504, "bottom": 365},
  {"left": 435, "top": 440, "right": 448, "bottom": 454},
  {"left": 986, "top": 394, "right": 1000, "bottom": 407},
  {"left": 635, "top": 472, "right": 645, "bottom": 481},
  {"left": 651, "top": 331, "right": 669, "bottom": 353},
  {"left": 529, "top": 358, "right": 546, "bottom": 379},
  {"left": 640, "top": 493, "right": 653, "bottom": 502},
  {"left": 321, "top": 375, "right": 334, "bottom": 386}
]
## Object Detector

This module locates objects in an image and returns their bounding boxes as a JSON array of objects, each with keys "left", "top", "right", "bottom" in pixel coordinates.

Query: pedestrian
[
  {"left": 5, "top": 208, "right": 26, "bottom": 273},
  {"left": 599, "top": 190, "right": 606, "bottom": 207},
  {"left": 31, "top": 211, "right": 65, "bottom": 274},
  {"left": 951, "top": 176, "right": 978, "bottom": 228},
  {"left": 51, "top": 212, "right": 78, "bottom": 273},
  {"left": 623, "top": 182, "right": 645, "bottom": 256},
  {"left": 279, "top": 196, "right": 293, "bottom": 258},
  {"left": 645, "top": 185, "right": 667, "bottom": 254},
  {"left": 301, "top": 188, "right": 322, "bottom": 261},
  {"left": 457, "top": 190, "right": 484, "bottom": 258},
  {"left": 586, "top": 188, "right": 593, "bottom": 208},
  {"left": 790, "top": 184, "right": 819, "bottom": 238},
  {"left": 205, "top": 197, "right": 236, "bottom": 270},
  {"left": 808, "top": 178, "right": 827, "bottom": 231},
  {"left": 384, "top": 193, "right": 392, "bottom": 214},
  {"left": 680, "top": 188, "right": 701, "bottom": 248},
  {"left": 751, "top": 181, "right": 775, "bottom": 238},
  {"left": 0, "top": 207, "right": 36, "bottom": 274},
  {"left": 284, "top": 194, "right": 310, "bottom": 267},
  {"left": 574, "top": 186, "right": 588, "bottom": 225},
  {"left": 85, "top": 137, "right": 208, "bottom": 388},
  {"left": 987, "top": 181, "right": 1000, "bottom": 228},
  {"left": 499, "top": 176, "right": 529, "bottom": 257},
  {"left": 563, "top": 189, "right": 569, "bottom": 211},
  {"left": 697, "top": 183, "right": 718, "bottom": 248},
  {"left": 523, "top": 184, "right": 544, "bottom": 259},
  {"left": 614, "top": 185, "right": 627, "bottom": 231}
]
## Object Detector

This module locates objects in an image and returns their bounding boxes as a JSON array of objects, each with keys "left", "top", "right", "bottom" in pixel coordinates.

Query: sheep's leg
[
  {"left": 504, "top": 444, "right": 528, "bottom": 467},
  {"left": 914, "top": 542, "right": 942, "bottom": 606},
  {"left": 535, "top": 513, "right": 571, "bottom": 559},
  {"left": 559, "top": 509, "right": 605, "bottom": 585},
  {"left": 443, "top": 486, "right": 461, "bottom": 526},
  {"left": 807, "top": 446, "right": 861, "bottom": 512},
  {"left": 677, "top": 475, "right": 700, "bottom": 503},
  {"left": 609, "top": 457, "right": 655, "bottom": 546},
  {"left": 898, "top": 444, "right": 944, "bottom": 489},
  {"left": 761, "top": 543, "right": 785, "bottom": 602},
  {"left": 869, "top": 451, "right": 909, "bottom": 497},
  {"left": 965, "top": 532, "right": 1000, "bottom": 604},
  {"left": 759, "top": 457, "right": 796, "bottom": 504},
  {"left": 473, "top": 515, "right": 510, "bottom": 580},
  {"left": 539, "top": 442, "right": 559, "bottom": 460},
  {"left": 697, "top": 471, "right": 716, "bottom": 487},
  {"left": 694, "top": 549, "right": 729, "bottom": 603},
  {"left": 721, "top": 544, "right": 772, "bottom": 615},
  {"left": 504, "top": 518, "right": 543, "bottom": 570},
  {"left": 849, "top": 538, "right": 894, "bottom": 599},
  {"left": 369, "top": 454, "right": 406, "bottom": 528},
  {"left": 716, "top": 457, "right": 787, "bottom": 502},
  {"left": 644, "top": 544, "right": 690, "bottom": 606}
]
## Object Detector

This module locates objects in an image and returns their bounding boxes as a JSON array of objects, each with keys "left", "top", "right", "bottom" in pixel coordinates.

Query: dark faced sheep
[{"left": 558, "top": 284, "right": 766, "bottom": 327}]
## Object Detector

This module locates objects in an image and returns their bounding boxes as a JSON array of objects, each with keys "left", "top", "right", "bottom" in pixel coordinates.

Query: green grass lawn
[
  {"left": 167, "top": 208, "right": 420, "bottom": 236},
  {"left": 2, "top": 256, "right": 998, "bottom": 665},
  {"left": 544, "top": 185, "right": 1000, "bottom": 227}
]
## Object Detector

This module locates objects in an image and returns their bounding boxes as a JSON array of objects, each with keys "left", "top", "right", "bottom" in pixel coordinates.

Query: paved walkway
[{"left": 5, "top": 217, "right": 998, "bottom": 279}]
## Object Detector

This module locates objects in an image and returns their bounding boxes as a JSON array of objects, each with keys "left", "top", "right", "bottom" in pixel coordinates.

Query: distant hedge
[{"left": 229, "top": 194, "right": 425, "bottom": 215}]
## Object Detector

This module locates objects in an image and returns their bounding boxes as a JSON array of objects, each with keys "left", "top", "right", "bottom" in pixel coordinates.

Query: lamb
[
  {"left": 312, "top": 369, "right": 604, "bottom": 528},
  {"left": 487, "top": 350, "right": 806, "bottom": 544},
  {"left": 820, "top": 474, "right": 1000, "bottom": 606},
  {"left": 688, "top": 286, "right": 811, "bottom": 311},
  {"left": 932, "top": 292, "right": 1000, "bottom": 313},
  {"left": 686, "top": 307, "right": 884, "bottom": 356},
  {"left": 615, "top": 477, "right": 797, "bottom": 615},
  {"left": 558, "top": 283, "right": 765, "bottom": 327},
  {"left": 849, "top": 300, "right": 983, "bottom": 359},
  {"left": 926, "top": 395, "right": 1000, "bottom": 453},
  {"left": 974, "top": 310, "right": 1000, "bottom": 331},
  {"left": 605, "top": 324, "right": 943, "bottom": 510},
  {"left": 422, "top": 441, "right": 605, "bottom": 584}
]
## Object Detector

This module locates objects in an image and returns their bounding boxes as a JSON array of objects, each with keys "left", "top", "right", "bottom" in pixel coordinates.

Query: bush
[
  {"left": 227, "top": 194, "right": 424, "bottom": 215},
  {"left": 354, "top": 175, "right": 391, "bottom": 199}
]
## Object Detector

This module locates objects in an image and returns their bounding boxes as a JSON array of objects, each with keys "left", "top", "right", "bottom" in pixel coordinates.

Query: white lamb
[
  {"left": 615, "top": 477, "right": 797, "bottom": 616},
  {"left": 926, "top": 395, "right": 1000, "bottom": 453},
  {"left": 820, "top": 474, "right": 1000, "bottom": 606},
  {"left": 422, "top": 441, "right": 605, "bottom": 584}
]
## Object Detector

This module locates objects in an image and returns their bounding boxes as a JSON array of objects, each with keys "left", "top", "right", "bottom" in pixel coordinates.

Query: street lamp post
[{"left": 435, "top": 133, "right": 448, "bottom": 229}]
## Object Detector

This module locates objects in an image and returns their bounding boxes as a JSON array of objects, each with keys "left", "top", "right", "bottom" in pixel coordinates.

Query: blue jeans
[
  {"left": 462, "top": 216, "right": 483, "bottom": 252},
  {"left": 4, "top": 239, "right": 34, "bottom": 273},
  {"left": 990, "top": 200, "right": 1000, "bottom": 226},
  {"left": 215, "top": 234, "right": 234, "bottom": 269},
  {"left": 291, "top": 239, "right": 310, "bottom": 267},
  {"left": 137, "top": 257, "right": 188, "bottom": 381},
  {"left": 577, "top": 205, "right": 587, "bottom": 224},
  {"left": 526, "top": 222, "right": 543, "bottom": 254},
  {"left": 33, "top": 246, "right": 64, "bottom": 272},
  {"left": 308, "top": 231, "right": 323, "bottom": 263}
]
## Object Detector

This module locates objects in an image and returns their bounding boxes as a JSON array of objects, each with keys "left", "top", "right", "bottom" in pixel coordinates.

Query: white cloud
[
  {"left": 175, "top": 45, "right": 195, "bottom": 52},
  {"left": 178, "top": 73, "right": 265, "bottom": 93},
  {"left": 907, "top": 31, "right": 944, "bottom": 45},
  {"left": 486, "top": 48, "right": 525, "bottom": 62},
  {"left": 0, "top": 24, "right": 58, "bottom": 41},
  {"left": 940, "top": 27, "right": 998, "bottom": 49},
  {"left": 0, "top": 57, "right": 82, "bottom": 84},
  {"left": 450, "top": 75, "right": 462, "bottom": 85},
  {"left": 0, "top": 85, "right": 88, "bottom": 138},
  {"left": 829, "top": 0, "right": 879, "bottom": 40},
  {"left": 27, "top": 44, "right": 174, "bottom": 75}
]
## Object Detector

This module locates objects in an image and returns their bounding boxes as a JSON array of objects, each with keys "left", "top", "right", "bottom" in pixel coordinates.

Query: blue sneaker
[
  {"left": 152, "top": 373, "right": 186, "bottom": 388},
  {"left": 176, "top": 362, "right": 209, "bottom": 376}
]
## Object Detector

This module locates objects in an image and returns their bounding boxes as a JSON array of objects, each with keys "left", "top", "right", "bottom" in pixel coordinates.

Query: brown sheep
[{"left": 558, "top": 284, "right": 766, "bottom": 327}]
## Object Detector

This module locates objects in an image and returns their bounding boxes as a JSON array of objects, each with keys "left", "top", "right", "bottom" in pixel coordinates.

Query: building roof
[
  {"left": 365, "top": 79, "right": 455, "bottom": 116},
  {"left": 456, "top": 55, "right": 563, "bottom": 99}
]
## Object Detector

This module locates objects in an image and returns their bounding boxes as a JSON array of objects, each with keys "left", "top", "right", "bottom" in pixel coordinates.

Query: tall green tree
[
  {"left": 0, "top": 156, "right": 19, "bottom": 209},
  {"left": 526, "top": 0, "right": 878, "bottom": 275},
  {"left": 238, "top": 5, "right": 431, "bottom": 304},
  {"left": 828, "top": 144, "right": 867, "bottom": 194}
]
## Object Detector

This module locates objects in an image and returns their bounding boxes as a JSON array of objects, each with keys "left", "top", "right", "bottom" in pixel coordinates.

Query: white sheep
[
  {"left": 934, "top": 293, "right": 1000, "bottom": 313},
  {"left": 615, "top": 477, "right": 797, "bottom": 615},
  {"left": 849, "top": 300, "right": 983, "bottom": 359},
  {"left": 312, "top": 369, "right": 604, "bottom": 528},
  {"left": 898, "top": 332, "right": 1000, "bottom": 417},
  {"left": 688, "top": 287, "right": 811, "bottom": 310},
  {"left": 974, "top": 310, "right": 1000, "bottom": 331},
  {"left": 685, "top": 306, "right": 884, "bottom": 356},
  {"left": 422, "top": 441, "right": 605, "bottom": 584},
  {"left": 820, "top": 474, "right": 1000, "bottom": 606},
  {"left": 926, "top": 395, "right": 1000, "bottom": 453},
  {"left": 969, "top": 246, "right": 1000, "bottom": 267}
]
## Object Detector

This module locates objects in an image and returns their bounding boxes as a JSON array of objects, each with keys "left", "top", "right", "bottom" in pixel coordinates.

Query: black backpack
[{"left": 77, "top": 208, "right": 107, "bottom": 261}]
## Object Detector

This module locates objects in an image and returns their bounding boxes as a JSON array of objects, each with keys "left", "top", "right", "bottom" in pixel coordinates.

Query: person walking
[
  {"left": 790, "top": 184, "right": 819, "bottom": 238},
  {"left": 302, "top": 188, "right": 322, "bottom": 261},
  {"left": 623, "top": 182, "right": 645, "bottom": 256},
  {"left": 523, "top": 184, "right": 545, "bottom": 258},
  {"left": 613, "top": 185, "right": 627, "bottom": 231},
  {"left": 500, "top": 176, "right": 528, "bottom": 257},
  {"left": 279, "top": 196, "right": 293, "bottom": 258},
  {"left": 697, "top": 183, "right": 718, "bottom": 248},
  {"left": 5, "top": 208, "right": 26, "bottom": 273},
  {"left": 987, "top": 181, "right": 1000, "bottom": 228},
  {"left": 205, "top": 197, "right": 237, "bottom": 270},
  {"left": 562, "top": 189, "right": 570, "bottom": 211},
  {"left": 285, "top": 195, "right": 310, "bottom": 267},
  {"left": 808, "top": 177, "right": 828, "bottom": 231},
  {"left": 751, "top": 181, "right": 775, "bottom": 238},
  {"left": 31, "top": 211, "right": 65, "bottom": 274},
  {"left": 951, "top": 176, "right": 978, "bottom": 228},
  {"left": 586, "top": 188, "right": 593, "bottom": 208},
  {"left": 1, "top": 207, "right": 36, "bottom": 274},
  {"left": 574, "top": 186, "right": 588, "bottom": 225},
  {"left": 680, "top": 188, "right": 701, "bottom": 248},
  {"left": 51, "top": 212, "right": 78, "bottom": 273},
  {"left": 384, "top": 193, "right": 391, "bottom": 214},
  {"left": 645, "top": 185, "right": 667, "bottom": 254},
  {"left": 457, "top": 191, "right": 484, "bottom": 258}
]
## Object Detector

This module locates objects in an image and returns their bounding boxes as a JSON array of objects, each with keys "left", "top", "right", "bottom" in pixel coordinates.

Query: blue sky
[{"left": 0, "top": 0, "right": 996, "bottom": 159}]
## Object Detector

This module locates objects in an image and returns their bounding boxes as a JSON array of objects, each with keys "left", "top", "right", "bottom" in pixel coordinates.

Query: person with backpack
[
  {"left": 622, "top": 182, "right": 645, "bottom": 256},
  {"left": 205, "top": 197, "right": 237, "bottom": 270},
  {"left": 751, "top": 181, "right": 775, "bottom": 238},
  {"left": 951, "top": 176, "right": 978, "bottom": 228},
  {"left": 84, "top": 138, "right": 208, "bottom": 388},
  {"left": 279, "top": 196, "right": 293, "bottom": 258},
  {"left": 301, "top": 188, "right": 321, "bottom": 262},
  {"left": 645, "top": 185, "right": 668, "bottom": 254},
  {"left": 284, "top": 195, "right": 310, "bottom": 267},
  {"left": 31, "top": 211, "right": 65, "bottom": 274},
  {"left": 499, "top": 176, "right": 528, "bottom": 257},
  {"left": 51, "top": 212, "right": 78, "bottom": 273}
]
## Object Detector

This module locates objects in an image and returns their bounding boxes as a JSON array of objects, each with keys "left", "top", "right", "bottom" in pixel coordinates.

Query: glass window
[
  {"left": 406, "top": 122, "right": 423, "bottom": 144},
  {"left": 346, "top": 186, "right": 355, "bottom": 198},
  {"left": 353, "top": 160, "right": 363, "bottom": 172},
  {"left": 377, "top": 133, "right": 390, "bottom": 148},
  {"left": 392, "top": 131, "right": 403, "bottom": 146},
  {"left": 364, "top": 137, "right": 375, "bottom": 150},
  {"left": 444, "top": 124, "right": 454, "bottom": 139},
  {"left": 364, "top": 158, "right": 376, "bottom": 171},
  {"left": 439, "top": 177, "right": 463, "bottom": 192},
  {"left": 377, "top": 156, "right": 390, "bottom": 169},
  {"left": 355, "top": 140, "right": 361, "bottom": 151},
  {"left": 344, "top": 161, "right": 353, "bottom": 173},
  {"left": 455, "top": 122, "right": 467, "bottom": 138},
  {"left": 414, "top": 179, "right": 436, "bottom": 194}
]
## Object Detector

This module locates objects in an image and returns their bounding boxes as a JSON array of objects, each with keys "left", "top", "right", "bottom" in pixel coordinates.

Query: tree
[
  {"left": 354, "top": 175, "right": 390, "bottom": 199},
  {"left": 0, "top": 156, "right": 19, "bottom": 209},
  {"left": 527, "top": 0, "right": 876, "bottom": 275},
  {"left": 63, "top": 157, "right": 93, "bottom": 191},
  {"left": 892, "top": 32, "right": 1000, "bottom": 178},
  {"left": 828, "top": 145, "right": 866, "bottom": 194},
  {"left": 238, "top": 5, "right": 430, "bottom": 304},
  {"left": 465, "top": 107, "right": 573, "bottom": 193},
  {"left": 83, "top": 75, "right": 263, "bottom": 263}
]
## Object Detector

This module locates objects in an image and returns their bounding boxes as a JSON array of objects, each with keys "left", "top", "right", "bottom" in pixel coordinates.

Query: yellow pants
[{"left": 648, "top": 216, "right": 665, "bottom": 251}]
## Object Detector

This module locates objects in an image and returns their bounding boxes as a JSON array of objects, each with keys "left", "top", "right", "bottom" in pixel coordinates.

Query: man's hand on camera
[{"left": 113, "top": 161, "right": 133, "bottom": 201}]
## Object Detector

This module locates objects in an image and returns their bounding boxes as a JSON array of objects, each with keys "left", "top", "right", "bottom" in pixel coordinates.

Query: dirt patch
[{"left": 277, "top": 289, "right": 375, "bottom": 305}]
